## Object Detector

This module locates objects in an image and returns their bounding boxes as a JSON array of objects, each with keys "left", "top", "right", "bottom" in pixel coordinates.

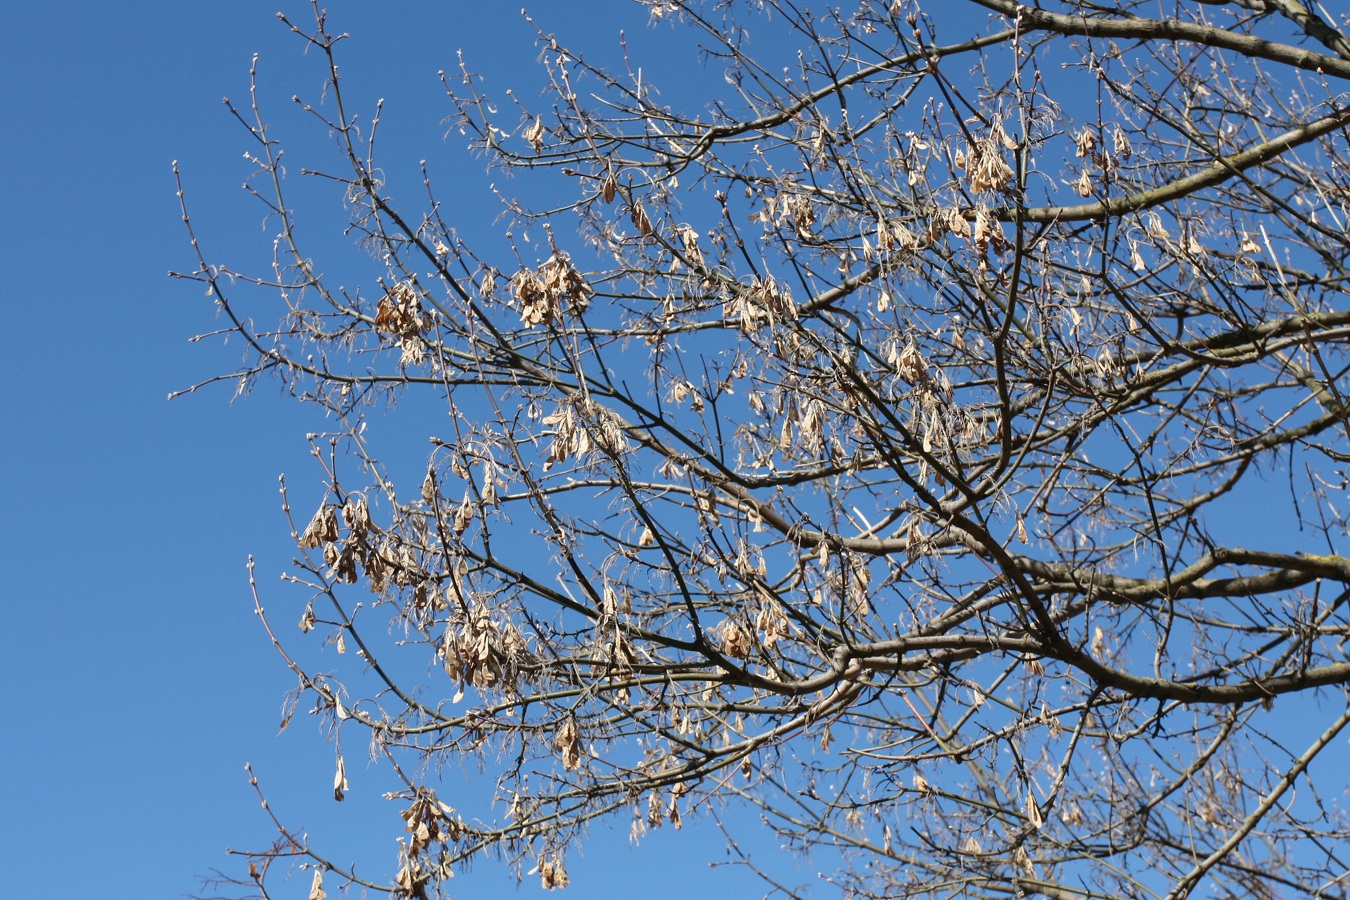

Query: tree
[{"left": 175, "top": 1, "right": 1350, "bottom": 897}]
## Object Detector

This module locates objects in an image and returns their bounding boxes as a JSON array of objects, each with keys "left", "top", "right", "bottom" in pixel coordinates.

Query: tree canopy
[{"left": 177, "top": 1, "right": 1350, "bottom": 898}]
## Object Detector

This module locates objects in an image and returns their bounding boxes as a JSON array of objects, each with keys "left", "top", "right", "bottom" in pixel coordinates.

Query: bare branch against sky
[{"left": 175, "top": 2, "right": 1350, "bottom": 897}]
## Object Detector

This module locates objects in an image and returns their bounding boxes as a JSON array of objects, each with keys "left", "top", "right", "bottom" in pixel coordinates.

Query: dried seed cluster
[{"left": 510, "top": 252, "right": 593, "bottom": 326}]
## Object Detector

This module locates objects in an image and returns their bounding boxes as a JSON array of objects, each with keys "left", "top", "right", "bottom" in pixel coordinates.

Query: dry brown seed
[
  {"left": 333, "top": 754, "right": 348, "bottom": 802},
  {"left": 1026, "top": 789, "right": 1043, "bottom": 829},
  {"left": 631, "top": 201, "right": 654, "bottom": 236},
  {"left": 523, "top": 117, "right": 545, "bottom": 152}
]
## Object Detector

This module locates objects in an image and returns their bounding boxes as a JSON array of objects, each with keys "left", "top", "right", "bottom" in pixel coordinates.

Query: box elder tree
[{"left": 176, "top": 1, "right": 1350, "bottom": 898}]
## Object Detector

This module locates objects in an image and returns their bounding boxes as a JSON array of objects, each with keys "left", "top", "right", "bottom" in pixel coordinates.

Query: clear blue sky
[
  {"left": 6, "top": 3, "right": 1345, "bottom": 900},
  {"left": 0, "top": 3, "right": 787, "bottom": 897}
]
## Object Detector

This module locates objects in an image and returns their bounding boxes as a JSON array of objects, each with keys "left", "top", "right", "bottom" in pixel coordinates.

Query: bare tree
[{"left": 176, "top": 1, "right": 1350, "bottom": 898}]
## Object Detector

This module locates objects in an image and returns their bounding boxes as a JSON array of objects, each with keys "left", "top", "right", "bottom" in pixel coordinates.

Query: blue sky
[
  {"left": 12, "top": 4, "right": 1342, "bottom": 899},
  {"left": 0, "top": 3, "right": 785, "bottom": 897}
]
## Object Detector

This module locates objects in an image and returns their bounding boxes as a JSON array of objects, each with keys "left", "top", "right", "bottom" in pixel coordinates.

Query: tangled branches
[{"left": 177, "top": 2, "right": 1350, "bottom": 898}]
